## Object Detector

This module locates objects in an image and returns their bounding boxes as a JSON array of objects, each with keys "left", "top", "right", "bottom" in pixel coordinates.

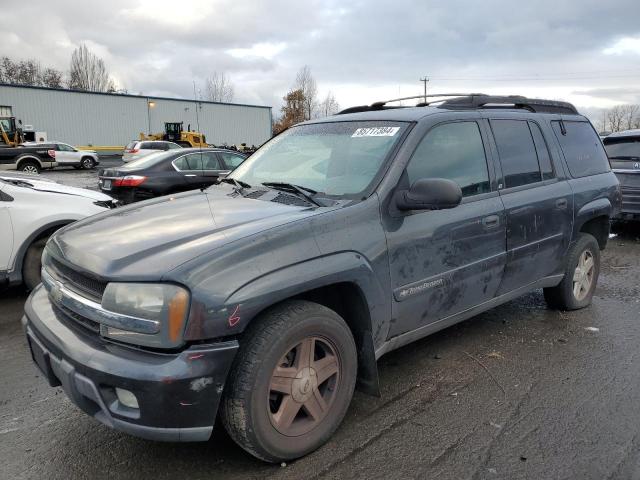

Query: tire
[
  {"left": 220, "top": 300, "right": 357, "bottom": 462},
  {"left": 23, "top": 238, "right": 47, "bottom": 290},
  {"left": 18, "top": 160, "right": 40, "bottom": 174},
  {"left": 81, "top": 157, "right": 95, "bottom": 169},
  {"left": 544, "top": 233, "right": 600, "bottom": 310}
]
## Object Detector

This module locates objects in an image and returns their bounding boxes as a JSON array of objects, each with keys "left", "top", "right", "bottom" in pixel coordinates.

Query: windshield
[
  {"left": 604, "top": 138, "right": 640, "bottom": 158},
  {"left": 123, "top": 151, "right": 172, "bottom": 169},
  {"left": 229, "top": 121, "right": 408, "bottom": 196}
]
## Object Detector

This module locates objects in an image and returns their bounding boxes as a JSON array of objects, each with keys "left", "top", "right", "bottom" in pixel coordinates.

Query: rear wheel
[
  {"left": 23, "top": 238, "right": 47, "bottom": 290},
  {"left": 544, "top": 233, "right": 600, "bottom": 310},
  {"left": 81, "top": 157, "right": 95, "bottom": 169},
  {"left": 221, "top": 300, "right": 357, "bottom": 462},
  {"left": 18, "top": 160, "right": 40, "bottom": 174}
]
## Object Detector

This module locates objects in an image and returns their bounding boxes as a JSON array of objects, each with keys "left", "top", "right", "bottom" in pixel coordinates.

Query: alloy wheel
[
  {"left": 268, "top": 336, "right": 340, "bottom": 437},
  {"left": 572, "top": 249, "right": 594, "bottom": 301}
]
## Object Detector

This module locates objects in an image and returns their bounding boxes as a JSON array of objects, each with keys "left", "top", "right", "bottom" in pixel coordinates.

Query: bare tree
[
  {"left": 68, "top": 44, "right": 114, "bottom": 92},
  {"left": 40, "top": 67, "right": 63, "bottom": 88},
  {"left": 318, "top": 91, "right": 340, "bottom": 117},
  {"left": 606, "top": 105, "right": 625, "bottom": 133},
  {"left": 294, "top": 65, "right": 317, "bottom": 121},
  {"left": 620, "top": 104, "right": 640, "bottom": 131},
  {"left": 205, "top": 72, "right": 234, "bottom": 102}
]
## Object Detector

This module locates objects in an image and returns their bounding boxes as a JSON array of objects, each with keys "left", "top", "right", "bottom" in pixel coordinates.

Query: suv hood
[
  {"left": 0, "top": 175, "right": 111, "bottom": 201},
  {"left": 50, "top": 186, "right": 328, "bottom": 279}
]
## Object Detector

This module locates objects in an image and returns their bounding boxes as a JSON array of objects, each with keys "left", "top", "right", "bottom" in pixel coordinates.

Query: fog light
[{"left": 115, "top": 388, "right": 139, "bottom": 409}]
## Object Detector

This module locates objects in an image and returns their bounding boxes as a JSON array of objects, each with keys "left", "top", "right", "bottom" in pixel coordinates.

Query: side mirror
[{"left": 395, "top": 178, "right": 462, "bottom": 211}]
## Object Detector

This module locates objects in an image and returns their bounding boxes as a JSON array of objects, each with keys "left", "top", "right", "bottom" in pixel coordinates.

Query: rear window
[
  {"left": 123, "top": 151, "right": 172, "bottom": 169},
  {"left": 140, "top": 142, "right": 156, "bottom": 150},
  {"left": 551, "top": 121, "right": 610, "bottom": 178},
  {"left": 603, "top": 137, "right": 640, "bottom": 159},
  {"left": 125, "top": 141, "right": 137, "bottom": 150}
]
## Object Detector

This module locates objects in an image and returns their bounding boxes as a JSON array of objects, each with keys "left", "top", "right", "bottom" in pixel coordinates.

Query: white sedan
[
  {"left": 0, "top": 173, "right": 116, "bottom": 289},
  {"left": 22, "top": 141, "right": 100, "bottom": 169}
]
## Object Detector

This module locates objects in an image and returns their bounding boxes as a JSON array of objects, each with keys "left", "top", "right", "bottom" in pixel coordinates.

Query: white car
[
  {"left": 122, "top": 140, "right": 182, "bottom": 162},
  {"left": 0, "top": 173, "right": 116, "bottom": 289},
  {"left": 22, "top": 141, "right": 100, "bottom": 169}
]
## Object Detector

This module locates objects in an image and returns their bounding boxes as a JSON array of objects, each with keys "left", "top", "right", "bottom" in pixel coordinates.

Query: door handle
[
  {"left": 555, "top": 198, "right": 568, "bottom": 209},
  {"left": 184, "top": 174, "right": 197, "bottom": 177},
  {"left": 482, "top": 215, "right": 500, "bottom": 228}
]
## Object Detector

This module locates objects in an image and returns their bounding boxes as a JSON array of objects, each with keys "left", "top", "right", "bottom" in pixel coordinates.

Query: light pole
[{"left": 147, "top": 100, "right": 156, "bottom": 135}]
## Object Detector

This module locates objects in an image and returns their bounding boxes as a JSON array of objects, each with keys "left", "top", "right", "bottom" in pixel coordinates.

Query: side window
[
  {"left": 174, "top": 153, "right": 202, "bottom": 171},
  {"left": 491, "top": 119, "right": 540, "bottom": 188},
  {"left": 58, "top": 143, "right": 75, "bottom": 152},
  {"left": 551, "top": 121, "right": 610, "bottom": 178},
  {"left": 201, "top": 152, "right": 221, "bottom": 170},
  {"left": 219, "top": 152, "right": 245, "bottom": 169},
  {"left": 168, "top": 143, "right": 181, "bottom": 150},
  {"left": 528, "top": 122, "right": 554, "bottom": 180},
  {"left": 141, "top": 142, "right": 154, "bottom": 150},
  {"left": 406, "top": 122, "right": 490, "bottom": 197}
]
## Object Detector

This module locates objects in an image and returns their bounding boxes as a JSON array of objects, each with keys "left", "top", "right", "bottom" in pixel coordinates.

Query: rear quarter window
[{"left": 551, "top": 121, "right": 610, "bottom": 178}]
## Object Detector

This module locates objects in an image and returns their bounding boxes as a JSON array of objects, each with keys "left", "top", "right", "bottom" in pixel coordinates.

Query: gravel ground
[{"left": 1, "top": 166, "right": 640, "bottom": 479}]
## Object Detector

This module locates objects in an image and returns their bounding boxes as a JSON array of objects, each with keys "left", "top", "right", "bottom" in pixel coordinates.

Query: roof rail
[
  {"left": 337, "top": 93, "right": 579, "bottom": 116},
  {"left": 439, "top": 94, "right": 579, "bottom": 114}
]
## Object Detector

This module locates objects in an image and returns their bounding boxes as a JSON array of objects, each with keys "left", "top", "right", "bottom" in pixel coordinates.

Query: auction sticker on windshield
[{"left": 352, "top": 126, "right": 400, "bottom": 137}]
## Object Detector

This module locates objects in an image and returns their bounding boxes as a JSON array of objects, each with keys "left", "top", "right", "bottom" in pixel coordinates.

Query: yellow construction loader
[
  {"left": 140, "top": 122, "right": 208, "bottom": 148},
  {"left": 0, "top": 116, "right": 23, "bottom": 147}
]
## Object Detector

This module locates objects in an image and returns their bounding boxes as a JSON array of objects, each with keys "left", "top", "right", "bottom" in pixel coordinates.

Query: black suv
[{"left": 23, "top": 94, "right": 619, "bottom": 462}]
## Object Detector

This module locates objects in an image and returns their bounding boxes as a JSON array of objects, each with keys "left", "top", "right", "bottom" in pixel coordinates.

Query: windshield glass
[
  {"left": 123, "top": 151, "right": 172, "bottom": 169},
  {"left": 604, "top": 138, "right": 640, "bottom": 158},
  {"left": 229, "top": 121, "right": 408, "bottom": 196}
]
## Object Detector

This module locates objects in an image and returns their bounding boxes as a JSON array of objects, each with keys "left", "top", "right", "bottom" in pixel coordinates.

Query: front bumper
[{"left": 23, "top": 285, "right": 238, "bottom": 442}]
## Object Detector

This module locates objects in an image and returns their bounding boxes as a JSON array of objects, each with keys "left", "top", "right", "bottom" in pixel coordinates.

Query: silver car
[
  {"left": 22, "top": 141, "right": 100, "bottom": 169},
  {"left": 122, "top": 140, "right": 182, "bottom": 163}
]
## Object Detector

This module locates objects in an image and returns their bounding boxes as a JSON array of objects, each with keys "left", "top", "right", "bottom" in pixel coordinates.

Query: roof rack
[
  {"left": 438, "top": 94, "right": 579, "bottom": 114},
  {"left": 337, "top": 93, "right": 579, "bottom": 115}
]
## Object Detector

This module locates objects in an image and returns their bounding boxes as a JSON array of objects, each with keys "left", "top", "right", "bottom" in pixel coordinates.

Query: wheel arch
[
  {"left": 16, "top": 155, "right": 43, "bottom": 169},
  {"left": 216, "top": 253, "right": 386, "bottom": 396},
  {"left": 574, "top": 197, "right": 612, "bottom": 250},
  {"left": 8, "top": 220, "right": 74, "bottom": 284}
]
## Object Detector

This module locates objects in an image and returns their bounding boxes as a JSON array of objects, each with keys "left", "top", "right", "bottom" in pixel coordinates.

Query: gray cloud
[{"left": 1, "top": 0, "right": 640, "bottom": 111}]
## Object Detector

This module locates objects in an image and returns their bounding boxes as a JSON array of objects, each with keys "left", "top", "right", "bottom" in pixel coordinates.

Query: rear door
[
  {"left": 488, "top": 118, "right": 573, "bottom": 294},
  {"left": 55, "top": 143, "right": 80, "bottom": 165},
  {"left": 603, "top": 134, "right": 640, "bottom": 215},
  {"left": 218, "top": 151, "right": 247, "bottom": 172},
  {"left": 0, "top": 183, "right": 13, "bottom": 271},
  {"left": 385, "top": 120, "right": 506, "bottom": 337}
]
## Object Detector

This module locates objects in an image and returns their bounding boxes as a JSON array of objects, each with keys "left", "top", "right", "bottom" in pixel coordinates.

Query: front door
[
  {"left": 385, "top": 120, "right": 507, "bottom": 338},
  {"left": 488, "top": 119, "right": 573, "bottom": 294}
]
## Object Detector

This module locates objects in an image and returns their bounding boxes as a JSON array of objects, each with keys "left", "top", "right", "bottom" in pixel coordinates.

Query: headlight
[{"left": 100, "top": 283, "right": 190, "bottom": 348}]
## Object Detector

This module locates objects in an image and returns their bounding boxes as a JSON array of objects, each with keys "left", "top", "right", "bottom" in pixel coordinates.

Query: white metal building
[{"left": 0, "top": 83, "right": 272, "bottom": 149}]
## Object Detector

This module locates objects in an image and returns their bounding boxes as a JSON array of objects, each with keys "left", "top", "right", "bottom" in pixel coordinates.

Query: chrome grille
[{"left": 47, "top": 255, "right": 107, "bottom": 302}]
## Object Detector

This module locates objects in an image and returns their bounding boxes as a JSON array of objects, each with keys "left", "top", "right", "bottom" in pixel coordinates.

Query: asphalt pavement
[{"left": 1, "top": 169, "right": 640, "bottom": 478}]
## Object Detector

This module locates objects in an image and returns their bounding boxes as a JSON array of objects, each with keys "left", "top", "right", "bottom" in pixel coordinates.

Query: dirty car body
[{"left": 23, "top": 97, "right": 619, "bottom": 450}]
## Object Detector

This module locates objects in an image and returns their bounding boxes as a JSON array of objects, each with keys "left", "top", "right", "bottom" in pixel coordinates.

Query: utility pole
[{"left": 420, "top": 76, "right": 429, "bottom": 103}]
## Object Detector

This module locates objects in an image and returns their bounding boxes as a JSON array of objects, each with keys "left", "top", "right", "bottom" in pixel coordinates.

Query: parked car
[
  {"left": 0, "top": 172, "right": 116, "bottom": 289},
  {"left": 23, "top": 94, "right": 619, "bottom": 462},
  {"left": 602, "top": 129, "right": 640, "bottom": 220},
  {"left": 0, "top": 144, "right": 57, "bottom": 174},
  {"left": 22, "top": 141, "right": 100, "bottom": 170},
  {"left": 98, "top": 147, "right": 247, "bottom": 203},
  {"left": 122, "top": 140, "right": 182, "bottom": 162}
]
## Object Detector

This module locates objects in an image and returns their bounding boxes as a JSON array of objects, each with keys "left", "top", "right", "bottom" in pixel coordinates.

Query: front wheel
[
  {"left": 544, "top": 233, "right": 600, "bottom": 310},
  {"left": 220, "top": 300, "right": 357, "bottom": 462}
]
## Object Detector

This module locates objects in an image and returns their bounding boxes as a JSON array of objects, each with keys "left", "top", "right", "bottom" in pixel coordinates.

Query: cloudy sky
[{"left": 2, "top": 0, "right": 640, "bottom": 122}]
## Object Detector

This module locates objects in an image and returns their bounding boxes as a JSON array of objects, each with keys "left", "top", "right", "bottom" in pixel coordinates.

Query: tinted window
[
  {"left": 201, "top": 152, "right": 221, "bottom": 169},
  {"left": 406, "top": 122, "right": 490, "bottom": 197},
  {"left": 529, "top": 122, "right": 554, "bottom": 180},
  {"left": 140, "top": 142, "right": 156, "bottom": 150},
  {"left": 122, "top": 151, "right": 173, "bottom": 169},
  {"left": 167, "top": 142, "right": 182, "bottom": 150},
  {"left": 58, "top": 143, "right": 76, "bottom": 152},
  {"left": 603, "top": 137, "right": 640, "bottom": 159},
  {"left": 219, "top": 151, "right": 245, "bottom": 169},
  {"left": 551, "top": 121, "right": 610, "bottom": 178},
  {"left": 174, "top": 153, "right": 202, "bottom": 171},
  {"left": 491, "top": 120, "right": 540, "bottom": 188}
]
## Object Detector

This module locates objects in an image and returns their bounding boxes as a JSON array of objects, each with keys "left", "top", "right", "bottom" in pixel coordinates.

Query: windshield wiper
[
  {"left": 219, "top": 178, "right": 252, "bottom": 189},
  {"left": 262, "top": 182, "right": 323, "bottom": 207}
]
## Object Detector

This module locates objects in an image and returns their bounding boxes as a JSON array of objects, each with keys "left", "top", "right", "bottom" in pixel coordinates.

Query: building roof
[{"left": 0, "top": 82, "right": 271, "bottom": 110}]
